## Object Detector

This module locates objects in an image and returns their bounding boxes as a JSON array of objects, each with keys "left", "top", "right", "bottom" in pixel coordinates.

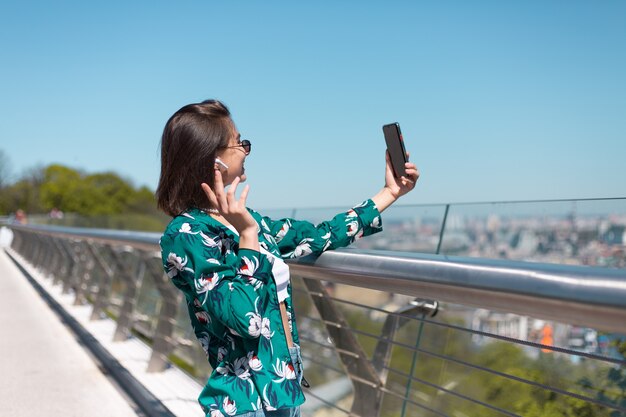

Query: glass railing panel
[
  {"left": 107, "top": 269, "right": 126, "bottom": 321},
  {"left": 383, "top": 302, "right": 623, "bottom": 417},
  {"left": 355, "top": 203, "right": 448, "bottom": 253},
  {"left": 132, "top": 257, "right": 162, "bottom": 340},
  {"left": 264, "top": 204, "right": 448, "bottom": 254},
  {"left": 84, "top": 246, "right": 106, "bottom": 304},
  {"left": 290, "top": 275, "right": 345, "bottom": 389},
  {"left": 170, "top": 296, "right": 214, "bottom": 381},
  {"left": 256, "top": 208, "right": 298, "bottom": 222},
  {"left": 439, "top": 198, "right": 626, "bottom": 267}
]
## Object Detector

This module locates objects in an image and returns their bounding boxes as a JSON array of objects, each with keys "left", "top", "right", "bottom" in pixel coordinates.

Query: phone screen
[{"left": 383, "top": 122, "right": 408, "bottom": 178}]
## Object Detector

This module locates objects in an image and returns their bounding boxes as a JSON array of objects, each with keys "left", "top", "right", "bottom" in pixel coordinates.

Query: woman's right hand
[{"left": 201, "top": 170, "right": 259, "bottom": 249}]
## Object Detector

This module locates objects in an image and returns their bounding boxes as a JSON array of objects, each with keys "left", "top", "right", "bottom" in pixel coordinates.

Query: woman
[{"left": 157, "top": 100, "right": 419, "bottom": 417}]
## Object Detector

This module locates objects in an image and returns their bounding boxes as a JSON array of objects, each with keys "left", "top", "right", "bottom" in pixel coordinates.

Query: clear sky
[{"left": 1, "top": 1, "right": 625, "bottom": 210}]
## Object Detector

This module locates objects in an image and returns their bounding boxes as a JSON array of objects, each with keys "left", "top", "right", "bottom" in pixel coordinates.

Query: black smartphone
[{"left": 383, "top": 122, "right": 408, "bottom": 178}]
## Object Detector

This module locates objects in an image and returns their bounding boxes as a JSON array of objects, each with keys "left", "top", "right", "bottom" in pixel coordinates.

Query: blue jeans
[{"left": 236, "top": 345, "right": 303, "bottom": 417}]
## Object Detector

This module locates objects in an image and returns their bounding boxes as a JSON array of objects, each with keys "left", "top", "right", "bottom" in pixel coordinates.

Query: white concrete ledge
[{"left": 3, "top": 248, "right": 204, "bottom": 417}]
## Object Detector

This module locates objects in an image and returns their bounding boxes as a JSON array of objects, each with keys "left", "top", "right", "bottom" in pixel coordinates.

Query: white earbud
[{"left": 215, "top": 157, "right": 229, "bottom": 169}]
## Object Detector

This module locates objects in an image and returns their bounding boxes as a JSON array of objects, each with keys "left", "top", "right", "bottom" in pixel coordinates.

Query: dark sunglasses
[{"left": 227, "top": 139, "right": 252, "bottom": 155}]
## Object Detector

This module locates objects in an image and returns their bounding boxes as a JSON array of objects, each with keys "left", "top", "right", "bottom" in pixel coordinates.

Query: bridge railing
[{"left": 5, "top": 223, "right": 626, "bottom": 417}]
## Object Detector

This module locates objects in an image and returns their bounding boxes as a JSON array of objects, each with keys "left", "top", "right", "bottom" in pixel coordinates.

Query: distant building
[{"left": 602, "top": 224, "right": 625, "bottom": 246}]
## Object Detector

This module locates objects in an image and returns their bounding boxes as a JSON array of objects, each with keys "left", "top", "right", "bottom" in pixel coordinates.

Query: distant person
[
  {"left": 14, "top": 209, "right": 28, "bottom": 224},
  {"left": 49, "top": 207, "right": 64, "bottom": 219},
  {"left": 156, "top": 100, "right": 419, "bottom": 417}
]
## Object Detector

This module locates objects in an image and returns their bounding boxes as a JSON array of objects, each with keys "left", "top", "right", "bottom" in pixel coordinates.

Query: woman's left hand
[{"left": 384, "top": 151, "right": 420, "bottom": 199}]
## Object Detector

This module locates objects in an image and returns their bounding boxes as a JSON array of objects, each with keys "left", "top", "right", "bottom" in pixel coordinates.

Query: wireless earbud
[{"left": 215, "top": 158, "right": 229, "bottom": 170}]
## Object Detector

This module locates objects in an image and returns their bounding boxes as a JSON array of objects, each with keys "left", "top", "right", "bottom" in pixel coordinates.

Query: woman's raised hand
[
  {"left": 384, "top": 151, "right": 419, "bottom": 199},
  {"left": 201, "top": 169, "right": 258, "bottom": 238},
  {"left": 372, "top": 151, "right": 420, "bottom": 213}
]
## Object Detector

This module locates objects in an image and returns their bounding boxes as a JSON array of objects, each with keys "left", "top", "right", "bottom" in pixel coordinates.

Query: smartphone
[{"left": 383, "top": 122, "right": 408, "bottom": 178}]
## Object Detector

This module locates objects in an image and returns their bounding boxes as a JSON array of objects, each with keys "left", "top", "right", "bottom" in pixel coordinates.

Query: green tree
[
  {"left": 1, "top": 162, "right": 167, "bottom": 231},
  {"left": 0, "top": 149, "right": 11, "bottom": 189},
  {"left": 127, "top": 185, "right": 159, "bottom": 214},
  {"left": 39, "top": 164, "right": 83, "bottom": 213},
  {"left": 1, "top": 165, "right": 46, "bottom": 214},
  {"left": 79, "top": 172, "right": 134, "bottom": 215}
]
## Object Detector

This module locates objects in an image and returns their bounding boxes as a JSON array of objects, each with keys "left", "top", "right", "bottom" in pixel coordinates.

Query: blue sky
[{"left": 1, "top": 1, "right": 625, "bottom": 209}]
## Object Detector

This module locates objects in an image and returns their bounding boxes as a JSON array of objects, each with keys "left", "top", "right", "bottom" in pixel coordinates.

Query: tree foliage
[
  {"left": 0, "top": 149, "right": 11, "bottom": 189},
  {"left": 364, "top": 312, "right": 625, "bottom": 417},
  {"left": 0, "top": 158, "right": 167, "bottom": 231}
]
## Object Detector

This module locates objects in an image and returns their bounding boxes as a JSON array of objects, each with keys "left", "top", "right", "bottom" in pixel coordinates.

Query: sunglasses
[{"left": 227, "top": 139, "right": 252, "bottom": 155}]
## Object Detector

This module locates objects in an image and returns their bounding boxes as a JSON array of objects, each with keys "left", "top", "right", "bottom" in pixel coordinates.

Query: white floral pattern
[
  {"left": 238, "top": 256, "right": 259, "bottom": 276},
  {"left": 346, "top": 220, "right": 359, "bottom": 237},
  {"left": 263, "top": 232, "right": 277, "bottom": 246},
  {"left": 261, "top": 317, "right": 274, "bottom": 339},
  {"left": 247, "top": 312, "right": 262, "bottom": 338},
  {"left": 284, "top": 237, "right": 314, "bottom": 258},
  {"left": 217, "top": 346, "right": 228, "bottom": 362},
  {"left": 371, "top": 216, "right": 382, "bottom": 229},
  {"left": 262, "top": 385, "right": 277, "bottom": 411},
  {"left": 179, "top": 222, "right": 199, "bottom": 234},
  {"left": 195, "top": 272, "right": 220, "bottom": 301},
  {"left": 322, "top": 231, "right": 332, "bottom": 251},
  {"left": 199, "top": 332, "right": 210, "bottom": 357},
  {"left": 200, "top": 231, "right": 220, "bottom": 248},
  {"left": 272, "top": 358, "right": 296, "bottom": 383},
  {"left": 248, "top": 351, "right": 263, "bottom": 371},
  {"left": 222, "top": 396, "right": 237, "bottom": 416},
  {"left": 233, "top": 357, "right": 252, "bottom": 381},
  {"left": 275, "top": 220, "right": 291, "bottom": 243},
  {"left": 166, "top": 252, "right": 193, "bottom": 278},
  {"left": 196, "top": 310, "right": 211, "bottom": 324}
]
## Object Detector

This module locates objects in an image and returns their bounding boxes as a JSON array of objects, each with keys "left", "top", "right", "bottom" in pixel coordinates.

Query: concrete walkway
[{"left": 0, "top": 249, "right": 140, "bottom": 417}]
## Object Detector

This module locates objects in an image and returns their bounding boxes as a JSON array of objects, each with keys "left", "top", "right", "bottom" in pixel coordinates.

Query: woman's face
[{"left": 214, "top": 128, "right": 249, "bottom": 185}]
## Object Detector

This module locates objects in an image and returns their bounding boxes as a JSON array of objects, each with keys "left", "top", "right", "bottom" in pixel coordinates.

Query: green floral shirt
[{"left": 159, "top": 199, "right": 383, "bottom": 416}]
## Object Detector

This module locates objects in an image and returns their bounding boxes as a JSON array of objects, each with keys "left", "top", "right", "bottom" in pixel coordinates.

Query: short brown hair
[{"left": 156, "top": 100, "right": 234, "bottom": 217}]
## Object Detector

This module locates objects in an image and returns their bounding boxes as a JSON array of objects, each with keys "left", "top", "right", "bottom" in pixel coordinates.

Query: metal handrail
[
  {"left": 7, "top": 222, "right": 626, "bottom": 333},
  {"left": 288, "top": 249, "right": 626, "bottom": 334}
]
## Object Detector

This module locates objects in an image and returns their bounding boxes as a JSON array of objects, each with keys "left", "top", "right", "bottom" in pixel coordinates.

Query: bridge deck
[{"left": 0, "top": 249, "right": 140, "bottom": 417}]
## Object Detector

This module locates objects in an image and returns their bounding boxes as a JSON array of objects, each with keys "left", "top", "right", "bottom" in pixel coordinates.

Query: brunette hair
[{"left": 156, "top": 100, "right": 234, "bottom": 217}]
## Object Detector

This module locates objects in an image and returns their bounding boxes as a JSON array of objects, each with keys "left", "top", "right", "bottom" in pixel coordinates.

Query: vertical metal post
[
  {"left": 144, "top": 252, "right": 181, "bottom": 373},
  {"left": 112, "top": 249, "right": 144, "bottom": 342},
  {"left": 53, "top": 238, "right": 73, "bottom": 287},
  {"left": 47, "top": 236, "right": 64, "bottom": 280},
  {"left": 436, "top": 204, "right": 450, "bottom": 255},
  {"left": 37, "top": 235, "right": 54, "bottom": 275},
  {"left": 85, "top": 242, "right": 115, "bottom": 321},
  {"left": 72, "top": 243, "right": 89, "bottom": 305},
  {"left": 60, "top": 240, "right": 79, "bottom": 295},
  {"left": 10, "top": 229, "right": 23, "bottom": 253},
  {"left": 31, "top": 233, "right": 45, "bottom": 269},
  {"left": 400, "top": 315, "right": 426, "bottom": 417}
]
